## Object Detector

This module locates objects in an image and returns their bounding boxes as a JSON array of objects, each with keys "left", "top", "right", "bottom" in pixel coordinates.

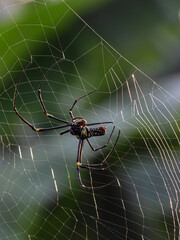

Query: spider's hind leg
[{"left": 82, "top": 128, "right": 120, "bottom": 169}]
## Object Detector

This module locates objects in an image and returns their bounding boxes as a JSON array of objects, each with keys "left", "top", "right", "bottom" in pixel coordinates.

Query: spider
[{"left": 13, "top": 58, "right": 121, "bottom": 189}]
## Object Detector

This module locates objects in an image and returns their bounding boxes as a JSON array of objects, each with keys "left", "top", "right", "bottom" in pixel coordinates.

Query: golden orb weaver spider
[{"left": 13, "top": 58, "right": 123, "bottom": 189}]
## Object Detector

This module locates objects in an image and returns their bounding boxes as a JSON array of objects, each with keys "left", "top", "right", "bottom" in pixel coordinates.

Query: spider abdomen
[{"left": 88, "top": 126, "right": 106, "bottom": 138}]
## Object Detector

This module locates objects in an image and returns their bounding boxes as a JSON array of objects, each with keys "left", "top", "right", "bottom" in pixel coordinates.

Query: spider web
[{"left": 0, "top": 1, "right": 180, "bottom": 240}]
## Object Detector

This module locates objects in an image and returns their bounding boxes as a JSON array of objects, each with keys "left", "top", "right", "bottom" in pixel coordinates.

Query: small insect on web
[{"left": 13, "top": 57, "right": 132, "bottom": 189}]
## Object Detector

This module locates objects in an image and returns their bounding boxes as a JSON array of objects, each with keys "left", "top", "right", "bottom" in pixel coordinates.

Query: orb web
[{"left": 0, "top": 1, "right": 179, "bottom": 239}]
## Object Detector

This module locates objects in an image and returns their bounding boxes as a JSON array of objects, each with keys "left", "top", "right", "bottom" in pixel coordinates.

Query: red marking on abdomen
[{"left": 99, "top": 126, "right": 106, "bottom": 133}]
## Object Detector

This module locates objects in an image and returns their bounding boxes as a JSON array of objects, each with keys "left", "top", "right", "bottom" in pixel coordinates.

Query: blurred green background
[{"left": 0, "top": 0, "right": 179, "bottom": 239}]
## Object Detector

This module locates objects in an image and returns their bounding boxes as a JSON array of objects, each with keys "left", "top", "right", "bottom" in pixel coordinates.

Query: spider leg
[
  {"left": 76, "top": 133, "right": 120, "bottom": 190},
  {"left": 76, "top": 138, "right": 86, "bottom": 188},
  {"left": 37, "top": 58, "right": 69, "bottom": 124},
  {"left": 60, "top": 129, "right": 70, "bottom": 135},
  {"left": 87, "top": 126, "right": 116, "bottom": 151},
  {"left": 13, "top": 58, "right": 72, "bottom": 132},
  {"left": 81, "top": 129, "right": 121, "bottom": 170},
  {"left": 14, "top": 107, "right": 72, "bottom": 132},
  {"left": 87, "top": 121, "right": 113, "bottom": 126},
  {"left": 69, "top": 89, "right": 97, "bottom": 120},
  {"left": 81, "top": 132, "right": 133, "bottom": 172}
]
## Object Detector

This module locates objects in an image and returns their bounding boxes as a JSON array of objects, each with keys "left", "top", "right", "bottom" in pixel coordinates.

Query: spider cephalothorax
[
  {"left": 70, "top": 118, "right": 106, "bottom": 140},
  {"left": 13, "top": 58, "right": 121, "bottom": 189}
]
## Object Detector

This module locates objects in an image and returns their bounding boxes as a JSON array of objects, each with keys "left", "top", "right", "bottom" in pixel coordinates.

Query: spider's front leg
[
  {"left": 69, "top": 89, "right": 97, "bottom": 120},
  {"left": 37, "top": 58, "right": 69, "bottom": 124},
  {"left": 13, "top": 58, "right": 72, "bottom": 132}
]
